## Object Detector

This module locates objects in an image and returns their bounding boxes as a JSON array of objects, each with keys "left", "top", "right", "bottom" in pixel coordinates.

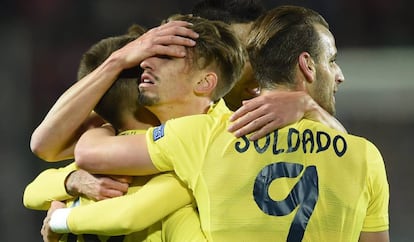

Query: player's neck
[{"left": 148, "top": 98, "right": 211, "bottom": 123}]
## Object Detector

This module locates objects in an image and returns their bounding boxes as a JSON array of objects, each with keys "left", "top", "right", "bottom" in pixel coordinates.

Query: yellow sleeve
[
  {"left": 68, "top": 172, "right": 193, "bottom": 236},
  {"left": 23, "top": 162, "right": 77, "bottom": 210},
  {"left": 362, "top": 142, "right": 389, "bottom": 232},
  {"left": 162, "top": 204, "right": 206, "bottom": 242}
]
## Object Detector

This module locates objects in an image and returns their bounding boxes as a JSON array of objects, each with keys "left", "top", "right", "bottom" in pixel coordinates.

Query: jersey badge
[{"left": 153, "top": 124, "right": 165, "bottom": 141}]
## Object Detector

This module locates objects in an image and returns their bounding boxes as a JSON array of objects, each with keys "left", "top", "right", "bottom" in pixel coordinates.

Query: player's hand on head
[
  {"left": 149, "top": 20, "right": 199, "bottom": 47},
  {"left": 65, "top": 169, "right": 130, "bottom": 201},
  {"left": 228, "top": 90, "right": 308, "bottom": 140},
  {"left": 113, "top": 20, "right": 198, "bottom": 69}
]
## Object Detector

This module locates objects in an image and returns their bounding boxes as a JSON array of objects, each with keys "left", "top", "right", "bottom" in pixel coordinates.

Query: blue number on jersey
[{"left": 253, "top": 162, "right": 318, "bottom": 242}]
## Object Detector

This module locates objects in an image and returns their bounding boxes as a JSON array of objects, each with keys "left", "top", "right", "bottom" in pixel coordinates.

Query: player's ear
[
  {"left": 298, "top": 52, "right": 316, "bottom": 84},
  {"left": 195, "top": 72, "right": 217, "bottom": 94}
]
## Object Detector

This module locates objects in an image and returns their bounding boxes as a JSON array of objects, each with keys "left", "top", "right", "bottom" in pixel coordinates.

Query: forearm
[
  {"left": 75, "top": 126, "right": 158, "bottom": 176},
  {"left": 30, "top": 57, "right": 123, "bottom": 161},
  {"left": 51, "top": 173, "right": 192, "bottom": 235}
]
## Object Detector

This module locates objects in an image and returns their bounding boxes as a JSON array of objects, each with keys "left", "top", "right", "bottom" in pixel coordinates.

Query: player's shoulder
[
  {"left": 298, "top": 119, "right": 377, "bottom": 146},
  {"left": 167, "top": 110, "right": 230, "bottom": 130}
]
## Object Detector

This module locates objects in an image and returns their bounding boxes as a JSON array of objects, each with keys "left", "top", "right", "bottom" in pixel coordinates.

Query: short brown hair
[
  {"left": 247, "top": 5, "right": 329, "bottom": 89},
  {"left": 166, "top": 14, "right": 246, "bottom": 101}
]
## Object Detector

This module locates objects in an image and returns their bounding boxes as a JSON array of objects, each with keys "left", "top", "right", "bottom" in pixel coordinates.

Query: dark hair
[
  {"left": 166, "top": 14, "right": 246, "bottom": 101},
  {"left": 77, "top": 24, "right": 146, "bottom": 128},
  {"left": 191, "top": 0, "right": 265, "bottom": 24},
  {"left": 77, "top": 24, "right": 145, "bottom": 80},
  {"left": 247, "top": 5, "right": 329, "bottom": 89}
]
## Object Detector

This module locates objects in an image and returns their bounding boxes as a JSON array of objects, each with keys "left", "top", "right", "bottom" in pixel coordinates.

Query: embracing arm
[
  {"left": 23, "top": 163, "right": 78, "bottom": 210},
  {"left": 67, "top": 173, "right": 192, "bottom": 235},
  {"left": 228, "top": 90, "right": 347, "bottom": 140},
  {"left": 23, "top": 162, "right": 132, "bottom": 210},
  {"left": 30, "top": 60, "right": 121, "bottom": 162},
  {"left": 46, "top": 173, "right": 192, "bottom": 235},
  {"left": 31, "top": 20, "right": 198, "bottom": 162},
  {"left": 75, "top": 125, "right": 159, "bottom": 176}
]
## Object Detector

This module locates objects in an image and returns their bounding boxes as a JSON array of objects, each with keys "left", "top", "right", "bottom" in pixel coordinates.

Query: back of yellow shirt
[{"left": 147, "top": 100, "right": 389, "bottom": 242}]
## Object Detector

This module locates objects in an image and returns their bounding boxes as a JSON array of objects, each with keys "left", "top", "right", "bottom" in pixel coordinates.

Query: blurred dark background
[{"left": 1, "top": 0, "right": 413, "bottom": 241}]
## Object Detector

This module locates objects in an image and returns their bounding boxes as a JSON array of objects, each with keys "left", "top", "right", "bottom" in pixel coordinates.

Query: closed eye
[{"left": 155, "top": 55, "right": 172, "bottom": 60}]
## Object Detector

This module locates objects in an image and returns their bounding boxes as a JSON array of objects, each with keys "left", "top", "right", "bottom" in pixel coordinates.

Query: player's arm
[
  {"left": 30, "top": 64, "right": 119, "bottom": 162},
  {"left": 49, "top": 173, "right": 192, "bottom": 235},
  {"left": 31, "top": 20, "right": 198, "bottom": 162},
  {"left": 23, "top": 163, "right": 78, "bottom": 210},
  {"left": 23, "top": 162, "right": 131, "bottom": 210},
  {"left": 359, "top": 143, "right": 390, "bottom": 242},
  {"left": 228, "top": 90, "right": 347, "bottom": 140},
  {"left": 162, "top": 204, "right": 206, "bottom": 242},
  {"left": 75, "top": 125, "right": 159, "bottom": 176},
  {"left": 359, "top": 231, "right": 389, "bottom": 242}
]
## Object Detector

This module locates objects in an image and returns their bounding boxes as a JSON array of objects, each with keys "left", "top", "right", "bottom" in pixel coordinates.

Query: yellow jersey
[
  {"left": 147, "top": 99, "right": 389, "bottom": 242},
  {"left": 24, "top": 130, "right": 205, "bottom": 242}
]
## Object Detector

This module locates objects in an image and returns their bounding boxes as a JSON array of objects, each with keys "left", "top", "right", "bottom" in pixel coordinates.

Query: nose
[
  {"left": 140, "top": 57, "right": 154, "bottom": 70},
  {"left": 336, "top": 66, "right": 345, "bottom": 85}
]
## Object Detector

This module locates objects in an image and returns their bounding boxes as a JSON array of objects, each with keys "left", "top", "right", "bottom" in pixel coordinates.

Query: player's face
[
  {"left": 224, "top": 22, "right": 260, "bottom": 111},
  {"left": 138, "top": 51, "right": 196, "bottom": 108},
  {"left": 308, "top": 25, "right": 345, "bottom": 115}
]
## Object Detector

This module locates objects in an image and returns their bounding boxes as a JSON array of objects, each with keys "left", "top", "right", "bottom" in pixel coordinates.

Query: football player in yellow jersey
[
  {"left": 31, "top": 13, "right": 242, "bottom": 240},
  {"left": 25, "top": 6, "right": 281, "bottom": 242},
  {"left": 33, "top": 1, "right": 348, "bottom": 242},
  {"left": 48, "top": 8, "right": 389, "bottom": 242},
  {"left": 25, "top": 27, "right": 157, "bottom": 241},
  {"left": 25, "top": 26, "right": 203, "bottom": 242},
  {"left": 192, "top": 0, "right": 346, "bottom": 139}
]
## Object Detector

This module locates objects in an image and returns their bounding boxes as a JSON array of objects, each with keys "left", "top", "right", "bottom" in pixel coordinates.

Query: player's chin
[{"left": 328, "top": 103, "right": 336, "bottom": 116}]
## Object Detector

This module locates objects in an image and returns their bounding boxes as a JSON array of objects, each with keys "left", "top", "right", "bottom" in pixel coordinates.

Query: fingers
[
  {"left": 147, "top": 43, "right": 189, "bottom": 58},
  {"left": 99, "top": 176, "right": 130, "bottom": 192},
  {"left": 230, "top": 111, "right": 282, "bottom": 139},
  {"left": 248, "top": 120, "right": 282, "bottom": 141},
  {"left": 141, "top": 20, "right": 198, "bottom": 56},
  {"left": 117, "top": 20, "right": 198, "bottom": 69},
  {"left": 228, "top": 112, "right": 259, "bottom": 137},
  {"left": 49, "top": 201, "right": 65, "bottom": 211},
  {"left": 41, "top": 201, "right": 64, "bottom": 242},
  {"left": 229, "top": 99, "right": 258, "bottom": 122},
  {"left": 67, "top": 170, "right": 130, "bottom": 201},
  {"left": 109, "top": 175, "right": 133, "bottom": 184},
  {"left": 152, "top": 20, "right": 199, "bottom": 41},
  {"left": 228, "top": 100, "right": 267, "bottom": 135},
  {"left": 228, "top": 91, "right": 308, "bottom": 140},
  {"left": 91, "top": 176, "right": 130, "bottom": 200},
  {"left": 96, "top": 188, "right": 125, "bottom": 200}
]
